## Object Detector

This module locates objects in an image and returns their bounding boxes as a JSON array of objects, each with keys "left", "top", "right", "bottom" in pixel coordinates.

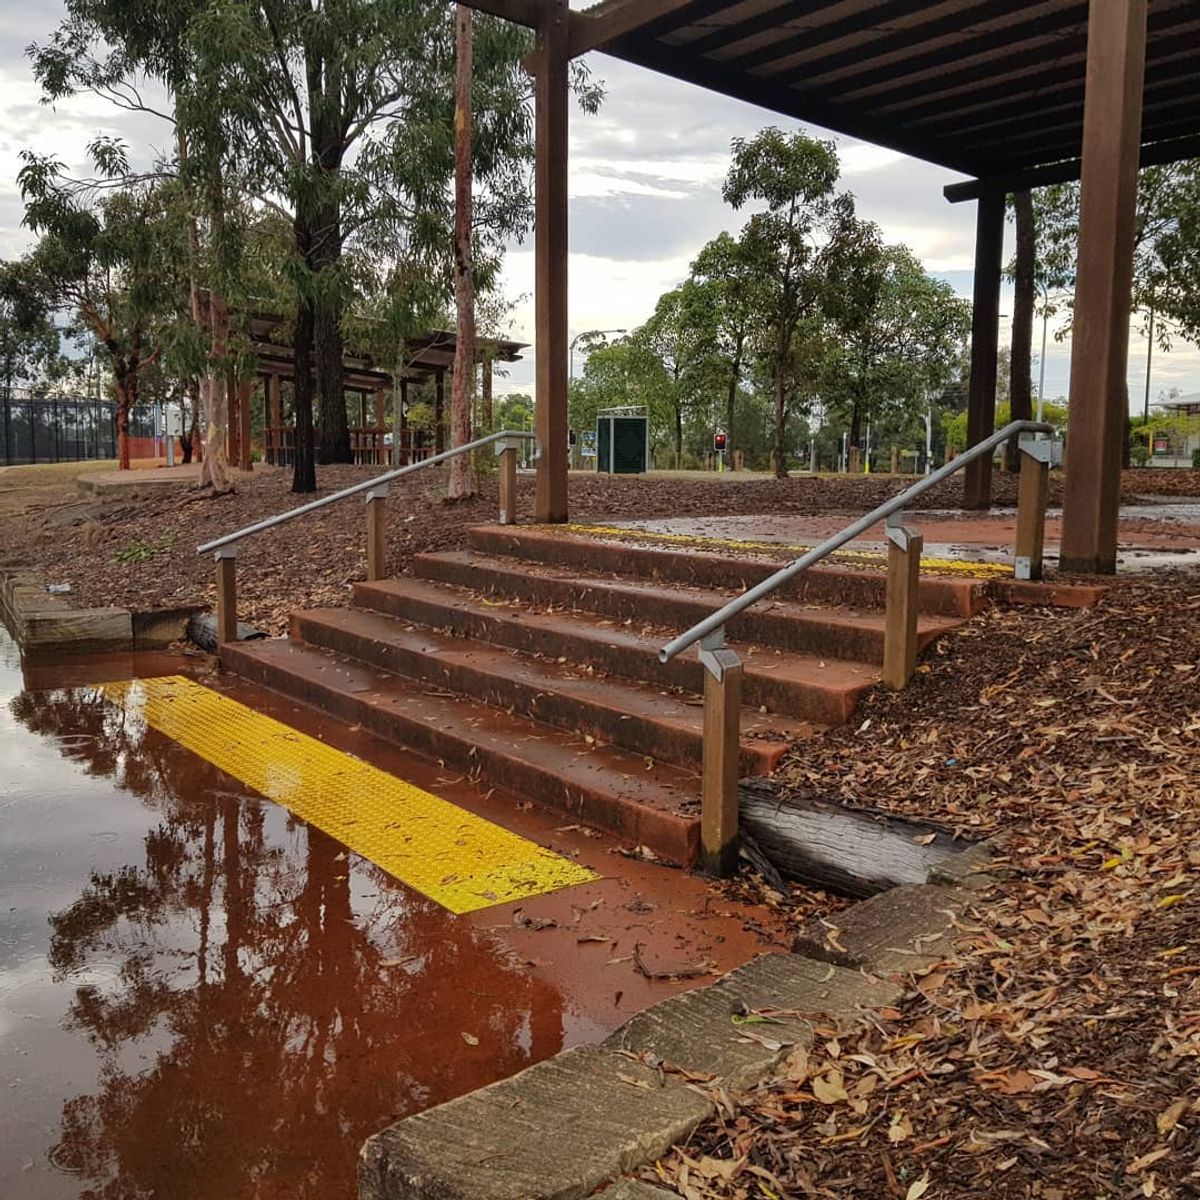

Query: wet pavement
[
  {"left": 606, "top": 502, "right": 1200, "bottom": 572},
  {"left": 0, "top": 629, "right": 789, "bottom": 1200}
]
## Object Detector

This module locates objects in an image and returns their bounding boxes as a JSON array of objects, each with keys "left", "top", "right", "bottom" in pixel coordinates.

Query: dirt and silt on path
[
  {"left": 1, "top": 463, "right": 1198, "bottom": 1197},
  {"left": 2, "top": 461, "right": 1199, "bottom": 635}
]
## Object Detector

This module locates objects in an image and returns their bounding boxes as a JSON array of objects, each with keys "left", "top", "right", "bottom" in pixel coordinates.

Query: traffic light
[{"left": 714, "top": 432, "right": 727, "bottom": 452}]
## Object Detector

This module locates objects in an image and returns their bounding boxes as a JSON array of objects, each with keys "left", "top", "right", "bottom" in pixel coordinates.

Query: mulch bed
[
  {"left": 1, "top": 464, "right": 1196, "bottom": 635},
  {"left": 642, "top": 573, "right": 1200, "bottom": 1199}
]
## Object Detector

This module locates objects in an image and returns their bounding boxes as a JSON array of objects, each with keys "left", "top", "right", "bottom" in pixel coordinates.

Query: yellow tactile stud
[
  {"left": 99, "top": 676, "right": 596, "bottom": 915},
  {"left": 563, "top": 523, "right": 1012, "bottom": 580}
]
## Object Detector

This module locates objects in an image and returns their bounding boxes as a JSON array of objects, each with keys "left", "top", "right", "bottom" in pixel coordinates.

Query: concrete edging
[{"left": 358, "top": 879, "right": 981, "bottom": 1200}]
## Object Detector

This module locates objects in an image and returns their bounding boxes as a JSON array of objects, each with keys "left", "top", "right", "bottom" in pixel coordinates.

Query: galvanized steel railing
[
  {"left": 663, "top": 419, "right": 1055, "bottom": 876},
  {"left": 198, "top": 428, "right": 537, "bottom": 645}
]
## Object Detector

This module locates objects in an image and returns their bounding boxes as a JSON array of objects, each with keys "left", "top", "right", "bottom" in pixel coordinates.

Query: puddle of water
[{"left": 0, "top": 627, "right": 786, "bottom": 1200}]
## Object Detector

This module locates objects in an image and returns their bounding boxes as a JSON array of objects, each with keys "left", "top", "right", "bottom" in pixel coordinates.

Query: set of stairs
[{"left": 222, "top": 525, "right": 984, "bottom": 865}]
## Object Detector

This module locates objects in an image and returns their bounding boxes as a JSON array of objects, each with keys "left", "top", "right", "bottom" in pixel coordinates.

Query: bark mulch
[
  {"left": 2, "top": 464, "right": 1196, "bottom": 636},
  {"left": 641, "top": 572, "right": 1200, "bottom": 1200}
]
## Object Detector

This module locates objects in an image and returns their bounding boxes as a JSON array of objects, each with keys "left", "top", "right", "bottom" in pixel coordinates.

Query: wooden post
[
  {"left": 398, "top": 378, "right": 410, "bottom": 466},
  {"left": 215, "top": 546, "right": 237, "bottom": 647},
  {"left": 963, "top": 190, "right": 1005, "bottom": 510},
  {"left": 1015, "top": 436, "right": 1051, "bottom": 580},
  {"left": 498, "top": 443, "right": 518, "bottom": 525},
  {"left": 1060, "top": 0, "right": 1147, "bottom": 574},
  {"left": 227, "top": 373, "right": 241, "bottom": 468},
  {"left": 237, "top": 376, "right": 253, "bottom": 471},
  {"left": 699, "top": 630, "right": 743, "bottom": 877},
  {"left": 434, "top": 368, "right": 446, "bottom": 456},
  {"left": 534, "top": 0, "right": 570, "bottom": 523},
  {"left": 882, "top": 514, "right": 923, "bottom": 690},
  {"left": 269, "top": 372, "right": 283, "bottom": 466},
  {"left": 366, "top": 484, "right": 388, "bottom": 582},
  {"left": 890, "top": 445, "right": 901, "bottom": 475},
  {"left": 849, "top": 445, "right": 860, "bottom": 473}
]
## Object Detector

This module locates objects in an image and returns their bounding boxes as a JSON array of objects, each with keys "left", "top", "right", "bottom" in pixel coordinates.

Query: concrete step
[
  {"left": 414, "top": 550, "right": 962, "bottom": 665},
  {"left": 353, "top": 577, "right": 877, "bottom": 725},
  {"left": 466, "top": 524, "right": 988, "bottom": 618},
  {"left": 292, "top": 605, "right": 813, "bottom": 774},
  {"left": 221, "top": 637, "right": 702, "bottom": 864}
]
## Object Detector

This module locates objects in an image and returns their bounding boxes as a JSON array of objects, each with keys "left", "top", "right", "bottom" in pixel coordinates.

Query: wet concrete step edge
[
  {"left": 220, "top": 638, "right": 702, "bottom": 864},
  {"left": 292, "top": 606, "right": 804, "bottom": 776},
  {"left": 352, "top": 577, "right": 877, "bottom": 726},
  {"left": 466, "top": 524, "right": 989, "bottom": 618},
  {"left": 413, "top": 549, "right": 962, "bottom": 666}
]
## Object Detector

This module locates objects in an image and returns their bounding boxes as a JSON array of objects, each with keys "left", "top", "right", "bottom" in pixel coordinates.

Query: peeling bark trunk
[
  {"left": 449, "top": 3, "right": 477, "bottom": 500},
  {"left": 198, "top": 292, "right": 232, "bottom": 494}
]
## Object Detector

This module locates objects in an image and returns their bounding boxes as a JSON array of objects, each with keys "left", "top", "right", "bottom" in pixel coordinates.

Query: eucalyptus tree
[
  {"left": 687, "top": 231, "right": 762, "bottom": 466},
  {"left": 18, "top": 150, "right": 185, "bottom": 470},
  {"left": 0, "top": 258, "right": 64, "bottom": 396},
  {"left": 722, "top": 127, "right": 856, "bottom": 477},
  {"left": 823, "top": 223, "right": 970, "bottom": 450}
]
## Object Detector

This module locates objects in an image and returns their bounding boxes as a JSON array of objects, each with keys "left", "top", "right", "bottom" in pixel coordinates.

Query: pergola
[
  {"left": 228, "top": 310, "right": 525, "bottom": 470},
  {"left": 463, "top": 0, "right": 1200, "bottom": 574}
]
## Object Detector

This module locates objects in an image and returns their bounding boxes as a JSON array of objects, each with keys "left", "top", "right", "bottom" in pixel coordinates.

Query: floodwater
[{"left": 0, "top": 627, "right": 785, "bottom": 1200}]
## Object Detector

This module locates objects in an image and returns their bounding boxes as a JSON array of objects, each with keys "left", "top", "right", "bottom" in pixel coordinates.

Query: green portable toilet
[{"left": 596, "top": 407, "right": 648, "bottom": 474}]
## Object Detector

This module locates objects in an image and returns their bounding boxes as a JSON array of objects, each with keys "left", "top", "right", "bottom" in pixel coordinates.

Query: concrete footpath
[{"left": 358, "top": 880, "right": 982, "bottom": 1200}]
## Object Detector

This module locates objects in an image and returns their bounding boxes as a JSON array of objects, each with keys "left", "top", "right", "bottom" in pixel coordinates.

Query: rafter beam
[
  {"left": 943, "top": 132, "right": 1200, "bottom": 202},
  {"left": 567, "top": 0, "right": 704, "bottom": 58}
]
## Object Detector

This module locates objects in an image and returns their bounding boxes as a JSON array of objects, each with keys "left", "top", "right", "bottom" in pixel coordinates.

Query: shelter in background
[
  {"left": 465, "top": 0, "right": 1199, "bottom": 573},
  {"left": 229, "top": 310, "right": 526, "bottom": 471}
]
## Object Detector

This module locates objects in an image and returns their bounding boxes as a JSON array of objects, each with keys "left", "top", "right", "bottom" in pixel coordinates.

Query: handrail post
[
  {"left": 882, "top": 511, "right": 923, "bottom": 690},
  {"left": 698, "top": 627, "right": 742, "bottom": 876},
  {"left": 496, "top": 439, "right": 518, "bottom": 525},
  {"left": 1015, "top": 434, "right": 1051, "bottom": 581},
  {"left": 365, "top": 483, "right": 389, "bottom": 582},
  {"left": 215, "top": 545, "right": 238, "bottom": 647}
]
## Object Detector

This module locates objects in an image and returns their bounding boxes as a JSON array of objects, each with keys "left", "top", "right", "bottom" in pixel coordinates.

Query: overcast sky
[{"left": 2, "top": 0, "right": 1196, "bottom": 411}]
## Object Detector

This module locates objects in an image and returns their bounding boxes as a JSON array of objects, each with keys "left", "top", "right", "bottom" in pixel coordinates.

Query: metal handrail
[
  {"left": 658, "top": 419, "right": 1053, "bottom": 664},
  {"left": 197, "top": 428, "right": 537, "bottom": 556}
]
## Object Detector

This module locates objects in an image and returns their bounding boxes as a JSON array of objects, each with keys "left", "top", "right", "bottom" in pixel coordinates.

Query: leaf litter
[{"left": 643, "top": 573, "right": 1199, "bottom": 1199}]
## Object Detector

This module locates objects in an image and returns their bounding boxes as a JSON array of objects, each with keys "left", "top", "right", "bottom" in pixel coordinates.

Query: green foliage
[
  {"left": 0, "top": 258, "right": 65, "bottom": 389},
  {"left": 943, "top": 400, "right": 1068, "bottom": 451}
]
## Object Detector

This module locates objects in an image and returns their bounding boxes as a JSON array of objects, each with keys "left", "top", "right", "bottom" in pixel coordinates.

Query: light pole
[
  {"left": 569, "top": 328, "right": 626, "bottom": 381},
  {"left": 1036, "top": 285, "right": 1050, "bottom": 424}
]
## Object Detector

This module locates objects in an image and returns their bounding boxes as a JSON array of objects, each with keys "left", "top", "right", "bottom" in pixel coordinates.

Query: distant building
[{"left": 1150, "top": 393, "right": 1200, "bottom": 468}]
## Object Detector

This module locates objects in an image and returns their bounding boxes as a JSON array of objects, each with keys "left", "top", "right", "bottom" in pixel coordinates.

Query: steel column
[{"left": 1060, "top": 0, "right": 1147, "bottom": 574}]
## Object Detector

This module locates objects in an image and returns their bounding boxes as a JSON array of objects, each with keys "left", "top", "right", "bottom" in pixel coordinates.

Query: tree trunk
[
  {"left": 725, "top": 347, "right": 740, "bottom": 471},
  {"left": 198, "top": 292, "right": 232, "bottom": 494},
  {"left": 771, "top": 340, "right": 787, "bottom": 478},
  {"left": 315, "top": 286, "right": 349, "bottom": 464},
  {"left": 1007, "top": 188, "right": 1035, "bottom": 472},
  {"left": 449, "top": 3, "right": 478, "bottom": 500},
  {"left": 115, "top": 369, "right": 132, "bottom": 470},
  {"left": 181, "top": 377, "right": 199, "bottom": 464},
  {"left": 674, "top": 403, "right": 683, "bottom": 468},
  {"left": 293, "top": 296, "right": 318, "bottom": 494},
  {"left": 739, "top": 779, "right": 971, "bottom": 899}
]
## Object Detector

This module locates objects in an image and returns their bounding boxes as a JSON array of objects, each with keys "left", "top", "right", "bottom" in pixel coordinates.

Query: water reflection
[{"left": 4, "top": 679, "right": 564, "bottom": 1200}]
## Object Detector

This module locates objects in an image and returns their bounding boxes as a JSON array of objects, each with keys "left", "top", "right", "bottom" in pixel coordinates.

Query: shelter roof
[{"left": 487, "top": 1, "right": 1200, "bottom": 190}]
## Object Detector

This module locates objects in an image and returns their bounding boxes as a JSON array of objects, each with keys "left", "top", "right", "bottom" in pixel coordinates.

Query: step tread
[
  {"left": 294, "top": 605, "right": 819, "bottom": 749},
  {"left": 355, "top": 576, "right": 880, "bottom": 697},
  {"left": 228, "top": 637, "right": 702, "bottom": 819},
  {"left": 416, "top": 549, "right": 963, "bottom": 639}
]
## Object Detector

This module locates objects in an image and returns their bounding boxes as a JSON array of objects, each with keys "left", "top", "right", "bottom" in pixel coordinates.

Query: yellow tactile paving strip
[
  {"left": 563, "top": 522, "right": 1012, "bottom": 580},
  {"left": 99, "top": 675, "right": 596, "bottom": 915}
]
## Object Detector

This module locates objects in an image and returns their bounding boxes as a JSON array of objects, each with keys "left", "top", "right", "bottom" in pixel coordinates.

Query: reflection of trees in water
[{"left": 16, "top": 685, "right": 564, "bottom": 1200}]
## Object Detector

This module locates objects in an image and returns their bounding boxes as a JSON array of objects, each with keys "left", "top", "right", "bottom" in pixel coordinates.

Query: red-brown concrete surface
[
  {"left": 0, "top": 636, "right": 789, "bottom": 1200},
  {"left": 610, "top": 504, "right": 1200, "bottom": 567}
]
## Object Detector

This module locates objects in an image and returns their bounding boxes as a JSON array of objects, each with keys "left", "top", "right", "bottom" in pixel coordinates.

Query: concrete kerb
[
  {"left": 0, "top": 565, "right": 201, "bottom": 655},
  {"left": 358, "top": 876, "right": 982, "bottom": 1200}
]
